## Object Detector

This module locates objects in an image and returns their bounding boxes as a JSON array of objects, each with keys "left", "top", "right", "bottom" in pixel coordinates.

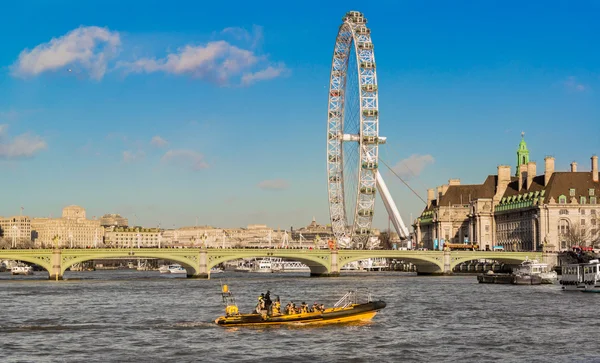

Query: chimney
[
  {"left": 437, "top": 186, "right": 443, "bottom": 200},
  {"left": 592, "top": 155, "right": 599, "bottom": 182},
  {"left": 518, "top": 164, "right": 527, "bottom": 191},
  {"left": 544, "top": 156, "right": 555, "bottom": 186},
  {"left": 448, "top": 179, "right": 461, "bottom": 186},
  {"left": 526, "top": 161, "right": 536, "bottom": 190},
  {"left": 495, "top": 165, "right": 511, "bottom": 202},
  {"left": 441, "top": 184, "right": 449, "bottom": 195},
  {"left": 571, "top": 162, "right": 578, "bottom": 172},
  {"left": 427, "top": 188, "right": 435, "bottom": 208}
]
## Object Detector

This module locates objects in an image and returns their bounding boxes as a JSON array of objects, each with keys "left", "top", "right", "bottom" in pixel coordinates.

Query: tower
[{"left": 516, "top": 132, "right": 529, "bottom": 176}]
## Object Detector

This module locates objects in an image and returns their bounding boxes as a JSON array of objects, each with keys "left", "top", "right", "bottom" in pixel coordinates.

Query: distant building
[
  {"left": 104, "top": 226, "right": 161, "bottom": 248},
  {"left": 31, "top": 205, "right": 103, "bottom": 248},
  {"left": 100, "top": 214, "right": 129, "bottom": 228},
  {"left": 415, "top": 135, "right": 600, "bottom": 252},
  {"left": 0, "top": 216, "right": 32, "bottom": 244},
  {"left": 291, "top": 217, "right": 335, "bottom": 244}
]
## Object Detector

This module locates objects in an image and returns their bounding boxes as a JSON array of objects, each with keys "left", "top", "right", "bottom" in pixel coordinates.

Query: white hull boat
[{"left": 11, "top": 264, "right": 33, "bottom": 276}]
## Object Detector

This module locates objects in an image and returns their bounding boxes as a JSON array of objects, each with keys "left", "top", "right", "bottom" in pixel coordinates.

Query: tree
[
  {"left": 378, "top": 231, "right": 392, "bottom": 250},
  {"left": 562, "top": 223, "right": 592, "bottom": 248},
  {"left": 0, "top": 226, "right": 4, "bottom": 238}
]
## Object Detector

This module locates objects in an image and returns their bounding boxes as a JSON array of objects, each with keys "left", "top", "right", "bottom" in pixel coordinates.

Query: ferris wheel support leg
[{"left": 375, "top": 170, "right": 409, "bottom": 240}]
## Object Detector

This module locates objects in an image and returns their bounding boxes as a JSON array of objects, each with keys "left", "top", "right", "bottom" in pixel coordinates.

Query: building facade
[
  {"left": 31, "top": 205, "right": 104, "bottom": 248},
  {"left": 0, "top": 216, "right": 32, "bottom": 246},
  {"left": 104, "top": 227, "right": 161, "bottom": 248},
  {"left": 416, "top": 136, "right": 600, "bottom": 252}
]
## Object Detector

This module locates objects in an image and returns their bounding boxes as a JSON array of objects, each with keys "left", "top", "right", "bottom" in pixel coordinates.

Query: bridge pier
[
  {"left": 187, "top": 273, "right": 209, "bottom": 279},
  {"left": 49, "top": 249, "right": 63, "bottom": 281}
]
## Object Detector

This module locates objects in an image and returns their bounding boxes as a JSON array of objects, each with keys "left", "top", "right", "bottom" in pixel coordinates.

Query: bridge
[{"left": 0, "top": 248, "right": 556, "bottom": 280}]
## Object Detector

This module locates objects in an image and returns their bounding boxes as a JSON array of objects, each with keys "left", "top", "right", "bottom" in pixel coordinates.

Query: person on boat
[
  {"left": 264, "top": 290, "right": 272, "bottom": 314},
  {"left": 273, "top": 297, "right": 281, "bottom": 315},
  {"left": 312, "top": 302, "right": 320, "bottom": 312},
  {"left": 300, "top": 302, "right": 308, "bottom": 313},
  {"left": 256, "top": 294, "right": 265, "bottom": 313}
]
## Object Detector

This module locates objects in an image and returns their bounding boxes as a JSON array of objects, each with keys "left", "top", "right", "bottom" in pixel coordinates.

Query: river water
[{"left": 0, "top": 270, "right": 595, "bottom": 362}]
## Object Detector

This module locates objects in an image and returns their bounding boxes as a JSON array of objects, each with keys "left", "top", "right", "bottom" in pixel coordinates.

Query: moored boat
[
  {"left": 11, "top": 263, "right": 33, "bottom": 276},
  {"left": 215, "top": 285, "right": 386, "bottom": 326},
  {"left": 513, "top": 259, "right": 557, "bottom": 284},
  {"left": 166, "top": 264, "right": 186, "bottom": 274},
  {"left": 560, "top": 259, "right": 600, "bottom": 292}
]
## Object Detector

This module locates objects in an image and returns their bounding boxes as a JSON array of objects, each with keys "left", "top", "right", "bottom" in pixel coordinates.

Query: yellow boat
[{"left": 214, "top": 285, "right": 386, "bottom": 326}]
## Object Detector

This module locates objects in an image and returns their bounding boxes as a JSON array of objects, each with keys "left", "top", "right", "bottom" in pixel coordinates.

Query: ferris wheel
[{"left": 327, "top": 11, "right": 409, "bottom": 248}]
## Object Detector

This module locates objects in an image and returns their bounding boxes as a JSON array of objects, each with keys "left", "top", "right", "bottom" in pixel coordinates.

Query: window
[
  {"left": 581, "top": 219, "right": 585, "bottom": 226},
  {"left": 590, "top": 189, "right": 595, "bottom": 196},
  {"left": 581, "top": 209, "right": 586, "bottom": 215},
  {"left": 559, "top": 209, "right": 569, "bottom": 215},
  {"left": 559, "top": 219, "right": 570, "bottom": 235},
  {"left": 581, "top": 197, "right": 587, "bottom": 205},
  {"left": 592, "top": 219, "right": 597, "bottom": 226},
  {"left": 591, "top": 197, "right": 597, "bottom": 205},
  {"left": 570, "top": 189, "right": 576, "bottom": 197},
  {"left": 592, "top": 209, "right": 597, "bottom": 215},
  {"left": 559, "top": 195, "right": 567, "bottom": 204}
]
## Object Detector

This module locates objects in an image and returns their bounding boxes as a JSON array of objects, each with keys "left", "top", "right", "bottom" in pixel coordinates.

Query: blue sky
[{"left": 0, "top": 1, "right": 598, "bottom": 231}]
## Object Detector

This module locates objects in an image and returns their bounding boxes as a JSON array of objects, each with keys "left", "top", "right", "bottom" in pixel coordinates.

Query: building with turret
[
  {"left": 31, "top": 205, "right": 103, "bottom": 248},
  {"left": 415, "top": 135, "right": 599, "bottom": 252}
]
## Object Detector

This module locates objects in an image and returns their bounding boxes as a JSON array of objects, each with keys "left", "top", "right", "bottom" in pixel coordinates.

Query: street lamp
[{"left": 11, "top": 225, "right": 17, "bottom": 248}]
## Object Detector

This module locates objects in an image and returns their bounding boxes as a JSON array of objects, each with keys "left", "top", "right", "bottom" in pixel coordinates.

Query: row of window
[
  {"left": 570, "top": 188, "right": 596, "bottom": 197},
  {"left": 558, "top": 196, "right": 597, "bottom": 204}
]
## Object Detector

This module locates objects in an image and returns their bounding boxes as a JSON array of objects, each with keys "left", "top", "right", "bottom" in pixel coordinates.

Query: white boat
[
  {"left": 341, "top": 261, "right": 360, "bottom": 271},
  {"left": 279, "top": 260, "right": 310, "bottom": 273},
  {"left": 167, "top": 264, "right": 187, "bottom": 274},
  {"left": 514, "top": 259, "right": 557, "bottom": 284},
  {"left": 253, "top": 259, "right": 273, "bottom": 273},
  {"left": 210, "top": 267, "right": 224, "bottom": 274},
  {"left": 560, "top": 259, "right": 600, "bottom": 292},
  {"left": 580, "top": 260, "right": 600, "bottom": 293},
  {"left": 158, "top": 265, "right": 170, "bottom": 274},
  {"left": 11, "top": 263, "right": 33, "bottom": 276},
  {"left": 359, "top": 258, "right": 388, "bottom": 271}
]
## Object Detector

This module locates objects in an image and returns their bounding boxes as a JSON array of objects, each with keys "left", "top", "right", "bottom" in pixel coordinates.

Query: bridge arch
[
  {"left": 59, "top": 249, "right": 204, "bottom": 277},
  {"left": 206, "top": 249, "right": 333, "bottom": 276},
  {"left": 0, "top": 250, "right": 53, "bottom": 273},
  {"left": 337, "top": 250, "right": 445, "bottom": 274},
  {"left": 449, "top": 252, "right": 543, "bottom": 272}
]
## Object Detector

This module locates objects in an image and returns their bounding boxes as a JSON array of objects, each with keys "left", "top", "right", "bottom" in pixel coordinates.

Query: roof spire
[{"left": 516, "top": 132, "right": 530, "bottom": 176}]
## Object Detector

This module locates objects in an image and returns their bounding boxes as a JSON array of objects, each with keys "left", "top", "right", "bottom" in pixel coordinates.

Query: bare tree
[
  {"left": 562, "top": 223, "right": 592, "bottom": 248},
  {"left": 378, "top": 231, "right": 392, "bottom": 250}
]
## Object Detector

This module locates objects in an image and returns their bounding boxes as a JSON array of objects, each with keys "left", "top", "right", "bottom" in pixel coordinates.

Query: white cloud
[
  {"left": 122, "top": 150, "right": 145, "bottom": 163},
  {"left": 391, "top": 154, "right": 435, "bottom": 180},
  {"left": 221, "top": 25, "right": 263, "bottom": 48},
  {"left": 564, "top": 76, "right": 588, "bottom": 93},
  {"left": 161, "top": 149, "right": 208, "bottom": 170},
  {"left": 118, "top": 41, "right": 263, "bottom": 85},
  {"left": 0, "top": 124, "right": 47, "bottom": 159},
  {"left": 257, "top": 179, "right": 290, "bottom": 191},
  {"left": 241, "top": 64, "right": 288, "bottom": 85},
  {"left": 12, "top": 26, "right": 121, "bottom": 80},
  {"left": 150, "top": 135, "right": 168, "bottom": 148}
]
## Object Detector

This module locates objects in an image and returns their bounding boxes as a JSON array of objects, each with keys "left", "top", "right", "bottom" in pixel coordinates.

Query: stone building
[
  {"left": 0, "top": 215, "right": 32, "bottom": 245},
  {"left": 104, "top": 226, "right": 161, "bottom": 248},
  {"left": 415, "top": 136, "right": 600, "bottom": 252},
  {"left": 31, "top": 205, "right": 104, "bottom": 248},
  {"left": 100, "top": 214, "right": 129, "bottom": 228}
]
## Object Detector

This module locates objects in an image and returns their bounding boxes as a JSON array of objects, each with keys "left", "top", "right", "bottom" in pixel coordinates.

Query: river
[{"left": 0, "top": 270, "right": 594, "bottom": 362}]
